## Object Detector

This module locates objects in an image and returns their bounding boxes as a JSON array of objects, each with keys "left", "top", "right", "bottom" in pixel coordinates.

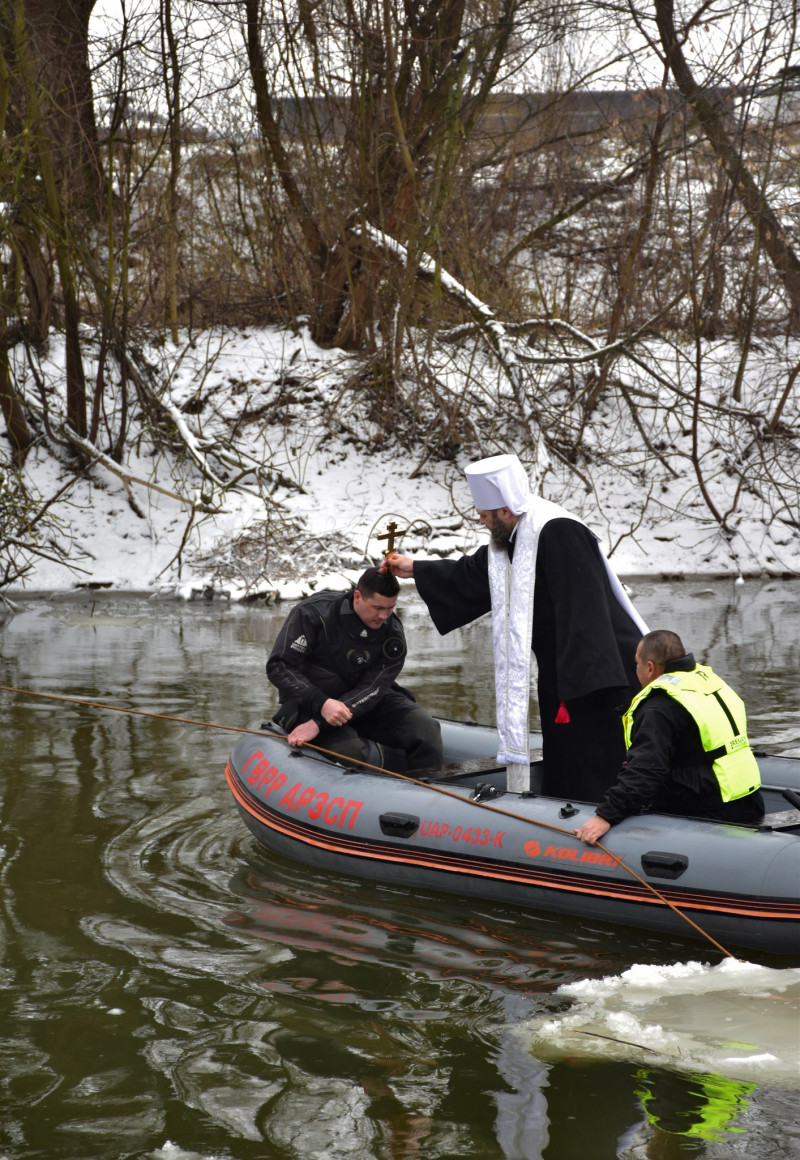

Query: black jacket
[
  {"left": 596, "top": 654, "right": 764, "bottom": 825},
  {"left": 266, "top": 590, "right": 407, "bottom": 721}
]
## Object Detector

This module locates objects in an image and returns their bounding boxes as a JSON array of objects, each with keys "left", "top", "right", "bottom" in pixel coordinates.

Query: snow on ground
[{"left": 4, "top": 325, "right": 800, "bottom": 601}]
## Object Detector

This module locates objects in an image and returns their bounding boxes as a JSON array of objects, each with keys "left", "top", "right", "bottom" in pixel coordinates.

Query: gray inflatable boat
[{"left": 225, "top": 719, "right": 800, "bottom": 956}]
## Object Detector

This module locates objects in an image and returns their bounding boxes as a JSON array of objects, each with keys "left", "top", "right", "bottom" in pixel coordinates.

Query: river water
[{"left": 1, "top": 579, "right": 799, "bottom": 1160}]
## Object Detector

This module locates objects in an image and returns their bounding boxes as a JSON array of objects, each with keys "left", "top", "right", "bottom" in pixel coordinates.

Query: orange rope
[{"left": 0, "top": 682, "right": 738, "bottom": 958}]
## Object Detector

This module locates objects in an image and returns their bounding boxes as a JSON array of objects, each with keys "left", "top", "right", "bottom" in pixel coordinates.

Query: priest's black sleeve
[{"left": 412, "top": 546, "right": 491, "bottom": 635}]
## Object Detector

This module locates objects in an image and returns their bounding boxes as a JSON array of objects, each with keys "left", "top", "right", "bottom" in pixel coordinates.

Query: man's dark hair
[
  {"left": 639, "top": 629, "right": 685, "bottom": 666},
  {"left": 356, "top": 566, "right": 399, "bottom": 598}
]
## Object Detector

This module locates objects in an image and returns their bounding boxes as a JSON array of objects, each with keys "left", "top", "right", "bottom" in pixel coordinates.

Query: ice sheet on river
[{"left": 517, "top": 958, "right": 800, "bottom": 1087}]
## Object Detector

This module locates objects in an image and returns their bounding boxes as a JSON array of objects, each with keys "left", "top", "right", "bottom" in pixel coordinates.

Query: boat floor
[{"left": 423, "top": 757, "right": 510, "bottom": 781}]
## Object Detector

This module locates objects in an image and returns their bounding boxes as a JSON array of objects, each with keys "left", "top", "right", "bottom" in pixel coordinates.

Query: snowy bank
[{"left": 3, "top": 325, "right": 800, "bottom": 601}]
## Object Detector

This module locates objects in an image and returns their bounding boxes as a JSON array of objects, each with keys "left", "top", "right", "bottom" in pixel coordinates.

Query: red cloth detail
[{"left": 554, "top": 700, "right": 571, "bottom": 724}]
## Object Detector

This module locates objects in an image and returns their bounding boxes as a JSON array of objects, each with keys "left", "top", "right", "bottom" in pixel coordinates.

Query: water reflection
[
  {"left": 225, "top": 852, "right": 691, "bottom": 998},
  {"left": 0, "top": 583, "right": 799, "bottom": 1159}
]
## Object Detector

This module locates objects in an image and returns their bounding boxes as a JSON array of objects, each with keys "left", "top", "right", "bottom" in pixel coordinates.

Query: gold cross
[{"left": 377, "top": 520, "right": 407, "bottom": 556}]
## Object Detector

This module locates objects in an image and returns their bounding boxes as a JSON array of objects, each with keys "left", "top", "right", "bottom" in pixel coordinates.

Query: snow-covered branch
[
  {"left": 63, "top": 423, "right": 203, "bottom": 513},
  {"left": 359, "top": 221, "right": 525, "bottom": 399},
  {"left": 157, "top": 395, "right": 229, "bottom": 495}
]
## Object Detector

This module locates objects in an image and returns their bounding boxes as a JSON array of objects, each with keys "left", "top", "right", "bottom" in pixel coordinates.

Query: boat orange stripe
[{"left": 226, "top": 766, "right": 800, "bottom": 923}]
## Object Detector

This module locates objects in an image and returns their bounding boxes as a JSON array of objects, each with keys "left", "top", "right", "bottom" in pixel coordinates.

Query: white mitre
[{"left": 464, "top": 453, "right": 530, "bottom": 514}]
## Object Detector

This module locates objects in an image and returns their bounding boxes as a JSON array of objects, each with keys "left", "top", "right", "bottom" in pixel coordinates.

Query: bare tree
[
  {"left": 650, "top": 0, "right": 800, "bottom": 327},
  {"left": 237, "top": 0, "right": 563, "bottom": 354},
  {"left": 162, "top": 0, "right": 183, "bottom": 343},
  {"left": 0, "top": 0, "right": 101, "bottom": 442}
]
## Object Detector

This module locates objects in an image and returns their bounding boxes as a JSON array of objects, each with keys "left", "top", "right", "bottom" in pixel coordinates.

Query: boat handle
[
  {"left": 641, "top": 850, "right": 689, "bottom": 880},
  {"left": 782, "top": 788, "right": 800, "bottom": 812},
  {"left": 379, "top": 812, "right": 420, "bottom": 839}
]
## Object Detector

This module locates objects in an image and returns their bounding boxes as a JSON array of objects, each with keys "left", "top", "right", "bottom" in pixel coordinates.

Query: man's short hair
[
  {"left": 356, "top": 567, "right": 399, "bottom": 599},
  {"left": 639, "top": 629, "right": 685, "bottom": 666}
]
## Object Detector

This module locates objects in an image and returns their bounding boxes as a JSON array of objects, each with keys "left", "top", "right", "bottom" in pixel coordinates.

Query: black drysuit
[{"left": 267, "top": 589, "right": 442, "bottom": 771}]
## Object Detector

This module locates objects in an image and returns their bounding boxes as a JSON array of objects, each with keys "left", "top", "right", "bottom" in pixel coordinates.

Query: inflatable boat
[{"left": 225, "top": 719, "right": 800, "bottom": 956}]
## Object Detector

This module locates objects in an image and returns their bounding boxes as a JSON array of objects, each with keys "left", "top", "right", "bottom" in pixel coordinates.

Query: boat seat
[{"left": 760, "top": 808, "right": 800, "bottom": 832}]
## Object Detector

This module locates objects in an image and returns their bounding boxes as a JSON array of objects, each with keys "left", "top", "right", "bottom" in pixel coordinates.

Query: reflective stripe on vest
[{"left": 623, "top": 664, "right": 761, "bottom": 802}]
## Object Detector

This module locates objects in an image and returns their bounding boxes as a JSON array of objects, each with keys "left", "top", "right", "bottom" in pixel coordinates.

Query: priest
[{"left": 383, "top": 453, "right": 648, "bottom": 799}]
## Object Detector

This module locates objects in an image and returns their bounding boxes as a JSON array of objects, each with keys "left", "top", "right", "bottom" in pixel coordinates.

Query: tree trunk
[
  {"left": 162, "top": 0, "right": 181, "bottom": 341},
  {"left": 5, "top": 0, "right": 91, "bottom": 440},
  {"left": 653, "top": 0, "right": 800, "bottom": 328},
  {"left": 0, "top": 0, "right": 102, "bottom": 213},
  {"left": 0, "top": 349, "right": 33, "bottom": 460},
  {"left": 241, "top": 0, "right": 344, "bottom": 343},
  {"left": 12, "top": 223, "right": 54, "bottom": 346},
  {"left": 586, "top": 106, "right": 667, "bottom": 409},
  {"left": 0, "top": 0, "right": 100, "bottom": 445}
]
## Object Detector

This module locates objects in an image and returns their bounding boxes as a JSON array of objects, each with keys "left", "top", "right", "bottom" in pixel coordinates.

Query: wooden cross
[{"left": 377, "top": 520, "right": 408, "bottom": 556}]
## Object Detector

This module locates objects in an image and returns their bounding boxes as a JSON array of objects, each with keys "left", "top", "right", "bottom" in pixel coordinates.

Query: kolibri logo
[{"left": 524, "top": 839, "right": 620, "bottom": 867}]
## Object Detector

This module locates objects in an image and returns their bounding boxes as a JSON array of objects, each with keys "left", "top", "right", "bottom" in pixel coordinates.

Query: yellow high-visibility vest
[{"left": 623, "top": 664, "right": 760, "bottom": 802}]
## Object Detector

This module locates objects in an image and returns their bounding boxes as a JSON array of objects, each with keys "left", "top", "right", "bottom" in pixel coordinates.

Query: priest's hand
[
  {"left": 321, "top": 698, "right": 352, "bottom": 726},
  {"left": 287, "top": 719, "right": 321, "bottom": 747},
  {"left": 574, "top": 816, "right": 611, "bottom": 845},
  {"left": 382, "top": 552, "right": 414, "bottom": 578}
]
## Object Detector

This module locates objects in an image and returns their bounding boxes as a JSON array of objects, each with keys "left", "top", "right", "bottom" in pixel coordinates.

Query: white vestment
[{"left": 488, "top": 497, "right": 648, "bottom": 791}]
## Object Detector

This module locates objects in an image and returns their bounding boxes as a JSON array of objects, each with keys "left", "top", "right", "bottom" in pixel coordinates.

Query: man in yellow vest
[{"left": 575, "top": 629, "right": 764, "bottom": 845}]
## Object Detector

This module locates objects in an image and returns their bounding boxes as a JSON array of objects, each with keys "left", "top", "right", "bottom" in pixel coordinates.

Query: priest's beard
[{"left": 488, "top": 514, "right": 513, "bottom": 550}]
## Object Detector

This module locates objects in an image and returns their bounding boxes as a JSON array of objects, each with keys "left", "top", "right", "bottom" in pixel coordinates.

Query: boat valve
[{"left": 559, "top": 803, "right": 580, "bottom": 819}]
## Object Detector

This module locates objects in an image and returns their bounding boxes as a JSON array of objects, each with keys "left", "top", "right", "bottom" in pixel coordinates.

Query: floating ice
[{"left": 517, "top": 959, "right": 800, "bottom": 1087}]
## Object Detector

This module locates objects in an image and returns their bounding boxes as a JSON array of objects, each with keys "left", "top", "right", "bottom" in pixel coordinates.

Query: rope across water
[{"left": 0, "top": 682, "right": 738, "bottom": 959}]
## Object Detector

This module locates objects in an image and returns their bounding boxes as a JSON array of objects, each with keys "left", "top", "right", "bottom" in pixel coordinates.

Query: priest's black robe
[{"left": 413, "top": 518, "right": 642, "bottom": 801}]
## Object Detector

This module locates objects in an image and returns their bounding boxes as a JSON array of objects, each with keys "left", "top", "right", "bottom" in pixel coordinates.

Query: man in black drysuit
[{"left": 267, "top": 567, "right": 442, "bottom": 772}]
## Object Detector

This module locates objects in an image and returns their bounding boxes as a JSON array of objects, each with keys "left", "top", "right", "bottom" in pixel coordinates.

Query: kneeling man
[
  {"left": 575, "top": 630, "right": 764, "bottom": 844},
  {"left": 267, "top": 567, "right": 442, "bottom": 772}
]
